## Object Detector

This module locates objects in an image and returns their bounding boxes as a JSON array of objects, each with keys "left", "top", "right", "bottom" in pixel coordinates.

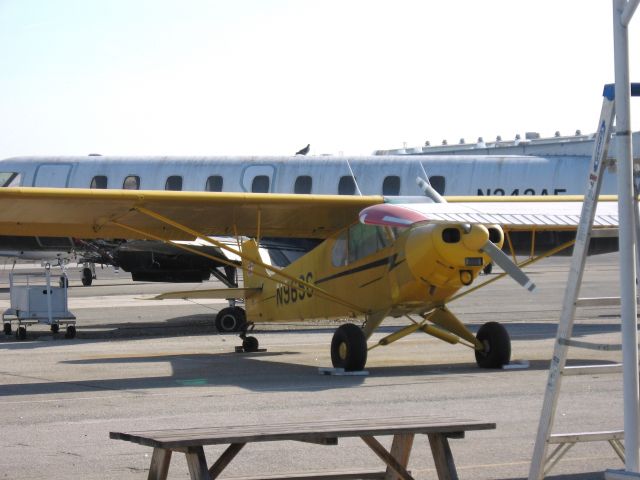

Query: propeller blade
[
  {"left": 416, "top": 177, "right": 445, "bottom": 203},
  {"left": 481, "top": 240, "right": 536, "bottom": 292}
]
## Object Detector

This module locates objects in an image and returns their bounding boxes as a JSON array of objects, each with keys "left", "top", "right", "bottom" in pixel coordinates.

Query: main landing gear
[
  {"left": 215, "top": 306, "right": 246, "bottom": 333},
  {"left": 474, "top": 321, "right": 511, "bottom": 368},
  {"left": 324, "top": 319, "right": 510, "bottom": 372},
  {"left": 330, "top": 323, "right": 368, "bottom": 371},
  {"left": 81, "top": 267, "right": 93, "bottom": 286}
]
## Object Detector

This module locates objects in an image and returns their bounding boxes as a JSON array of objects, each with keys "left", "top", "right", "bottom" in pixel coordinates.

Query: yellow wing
[{"left": 0, "top": 187, "right": 383, "bottom": 240}]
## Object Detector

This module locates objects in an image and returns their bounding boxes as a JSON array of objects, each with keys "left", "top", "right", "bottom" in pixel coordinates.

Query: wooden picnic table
[{"left": 110, "top": 415, "right": 495, "bottom": 480}]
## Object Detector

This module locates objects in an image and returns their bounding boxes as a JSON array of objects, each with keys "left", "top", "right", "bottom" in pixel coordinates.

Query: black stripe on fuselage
[{"left": 315, "top": 256, "right": 391, "bottom": 285}]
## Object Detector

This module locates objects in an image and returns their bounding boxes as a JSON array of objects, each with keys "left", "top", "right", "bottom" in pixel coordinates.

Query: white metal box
[{"left": 10, "top": 285, "right": 69, "bottom": 320}]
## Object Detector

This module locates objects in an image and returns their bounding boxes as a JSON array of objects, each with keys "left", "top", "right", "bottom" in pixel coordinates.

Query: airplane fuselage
[
  {"left": 244, "top": 221, "right": 500, "bottom": 330},
  {"left": 0, "top": 154, "right": 617, "bottom": 196}
]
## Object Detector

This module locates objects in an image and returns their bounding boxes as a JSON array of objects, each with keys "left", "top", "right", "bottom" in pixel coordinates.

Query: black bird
[{"left": 295, "top": 144, "right": 310, "bottom": 155}]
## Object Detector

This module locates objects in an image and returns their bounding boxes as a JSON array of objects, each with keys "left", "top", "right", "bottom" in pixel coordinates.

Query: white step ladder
[{"left": 528, "top": 83, "right": 640, "bottom": 479}]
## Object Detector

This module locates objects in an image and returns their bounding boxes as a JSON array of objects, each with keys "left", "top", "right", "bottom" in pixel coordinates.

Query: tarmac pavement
[{"left": 0, "top": 253, "right": 628, "bottom": 479}]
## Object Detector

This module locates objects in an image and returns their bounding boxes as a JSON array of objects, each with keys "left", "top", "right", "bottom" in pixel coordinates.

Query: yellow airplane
[{"left": 0, "top": 186, "right": 618, "bottom": 370}]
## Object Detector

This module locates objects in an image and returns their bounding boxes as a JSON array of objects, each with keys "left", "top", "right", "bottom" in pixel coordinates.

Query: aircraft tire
[
  {"left": 59, "top": 276, "right": 68, "bottom": 289},
  {"left": 474, "top": 321, "right": 511, "bottom": 368},
  {"left": 215, "top": 307, "right": 246, "bottom": 333},
  {"left": 17, "top": 326, "right": 27, "bottom": 341},
  {"left": 483, "top": 263, "right": 493, "bottom": 275},
  {"left": 331, "top": 323, "right": 367, "bottom": 372},
  {"left": 82, "top": 268, "right": 93, "bottom": 286},
  {"left": 242, "top": 336, "right": 259, "bottom": 352},
  {"left": 51, "top": 323, "right": 59, "bottom": 334}
]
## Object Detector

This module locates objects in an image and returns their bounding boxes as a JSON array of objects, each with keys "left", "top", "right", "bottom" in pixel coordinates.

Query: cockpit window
[
  {"left": 331, "top": 231, "right": 348, "bottom": 267},
  {"left": 331, "top": 224, "right": 390, "bottom": 267},
  {"left": 348, "top": 223, "right": 389, "bottom": 263},
  {"left": 0, "top": 172, "right": 21, "bottom": 187}
]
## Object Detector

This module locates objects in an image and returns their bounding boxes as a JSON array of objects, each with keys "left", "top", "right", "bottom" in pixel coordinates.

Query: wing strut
[{"left": 110, "top": 207, "right": 367, "bottom": 314}]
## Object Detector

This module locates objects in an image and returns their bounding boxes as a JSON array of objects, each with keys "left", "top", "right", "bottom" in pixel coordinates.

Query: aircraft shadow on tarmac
[
  {"left": 0, "top": 343, "right": 623, "bottom": 398},
  {"left": 0, "top": 309, "right": 621, "bottom": 340}
]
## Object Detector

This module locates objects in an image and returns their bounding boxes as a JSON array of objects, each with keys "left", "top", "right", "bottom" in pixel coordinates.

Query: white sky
[{"left": 0, "top": 0, "right": 638, "bottom": 157}]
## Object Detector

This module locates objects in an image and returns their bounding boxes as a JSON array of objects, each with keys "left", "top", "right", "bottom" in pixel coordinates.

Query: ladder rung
[
  {"left": 558, "top": 337, "right": 622, "bottom": 351},
  {"left": 576, "top": 297, "right": 622, "bottom": 307},
  {"left": 562, "top": 364, "right": 623, "bottom": 375},
  {"left": 549, "top": 430, "right": 624, "bottom": 444},
  {"left": 591, "top": 228, "right": 619, "bottom": 238}
]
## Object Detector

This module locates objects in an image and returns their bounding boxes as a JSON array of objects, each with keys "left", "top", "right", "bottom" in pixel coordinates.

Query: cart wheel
[
  {"left": 3, "top": 322, "right": 11, "bottom": 335},
  {"left": 65, "top": 325, "right": 76, "bottom": 339},
  {"left": 51, "top": 324, "right": 60, "bottom": 334},
  {"left": 59, "top": 276, "right": 69, "bottom": 288},
  {"left": 17, "top": 326, "right": 26, "bottom": 341}
]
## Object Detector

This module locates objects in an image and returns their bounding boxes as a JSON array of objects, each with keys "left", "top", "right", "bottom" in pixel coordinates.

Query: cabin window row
[{"left": 86, "top": 174, "right": 446, "bottom": 195}]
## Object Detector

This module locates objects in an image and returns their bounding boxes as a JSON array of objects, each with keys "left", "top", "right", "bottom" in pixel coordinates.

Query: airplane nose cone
[{"left": 461, "top": 224, "right": 489, "bottom": 251}]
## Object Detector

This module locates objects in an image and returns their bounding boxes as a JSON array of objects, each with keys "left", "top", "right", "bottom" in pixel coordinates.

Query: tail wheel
[
  {"left": 475, "top": 321, "right": 511, "bottom": 368},
  {"left": 331, "top": 323, "right": 367, "bottom": 371},
  {"left": 242, "top": 336, "right": 259, "bottom": 352},
  {"left": 215, "top": 307, "right": 246, "bottom": 333}
]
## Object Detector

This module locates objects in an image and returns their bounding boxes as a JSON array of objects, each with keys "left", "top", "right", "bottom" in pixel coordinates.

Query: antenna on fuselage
[{"left": 345, "top": 158, "right": 363, "bottom": 196}]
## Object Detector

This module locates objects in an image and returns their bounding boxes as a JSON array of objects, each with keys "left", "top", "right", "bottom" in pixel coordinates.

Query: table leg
[
  {"left": 185, "top": 446, "right": 210, "bottom": 480},
  {"left": 427, "top": 433, "right": 458, "bottom": 480},
  {"left": 361, "top": 435, "right": 415, "bottom": 480},
  {"left": 385, "top": 433, "right": 415, "bottom": 480},
  {"left": 209, "top": 443, "right": 246, "bottom": 479},
  {"left": 148, "top": 448, "right": 172, "bottom": 480}
]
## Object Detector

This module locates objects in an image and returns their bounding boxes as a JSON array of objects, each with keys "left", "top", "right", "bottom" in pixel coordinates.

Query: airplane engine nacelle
[{"left": 405, "top": 223, "right": 504, "bottom": 288}]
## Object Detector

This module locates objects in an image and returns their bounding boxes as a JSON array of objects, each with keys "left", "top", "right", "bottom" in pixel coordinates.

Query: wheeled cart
[{"left": 2, "top": 267, "right": 76, "bottom": 340}]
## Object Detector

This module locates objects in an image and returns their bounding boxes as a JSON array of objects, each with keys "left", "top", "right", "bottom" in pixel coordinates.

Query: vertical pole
[
  {"left": 528, "top": 92, "right": 614, "bottom": 480},
  {"left": 612, "top": 0, "right": 640, "bottom": 472}
]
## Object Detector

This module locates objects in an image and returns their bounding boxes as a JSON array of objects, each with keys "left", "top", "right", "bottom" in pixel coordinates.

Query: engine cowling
[{"left": 404, "top": 223, "right": 504, "bottom": 288}]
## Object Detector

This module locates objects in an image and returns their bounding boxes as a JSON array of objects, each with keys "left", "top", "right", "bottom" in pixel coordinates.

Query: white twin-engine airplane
[{"left": 0, "top": 154, "right": 619, "bottom": 288}]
